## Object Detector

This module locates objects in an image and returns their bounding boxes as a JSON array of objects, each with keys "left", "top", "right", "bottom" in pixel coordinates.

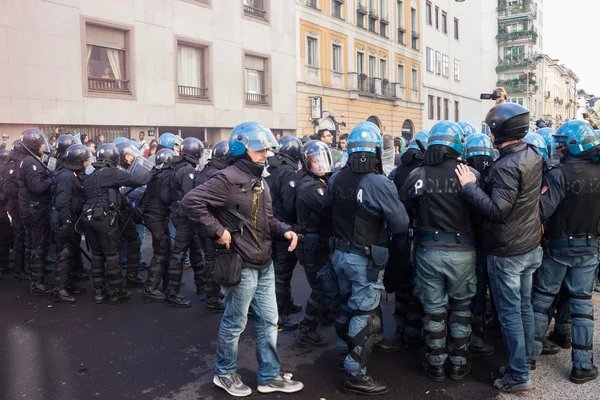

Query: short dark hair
[
  {"left": 317, "top": 129, "right": 331, "bottom": 139},
  {"left": 338, "top": 133, "right": 349, "bottom": 141},
  {"left": 139, "top": 131, "right": 145, "bottom": 134}
]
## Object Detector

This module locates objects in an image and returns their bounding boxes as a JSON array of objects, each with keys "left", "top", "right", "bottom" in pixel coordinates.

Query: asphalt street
[{"left": 1, "top": 240, "right": 599, "bottom": 400}]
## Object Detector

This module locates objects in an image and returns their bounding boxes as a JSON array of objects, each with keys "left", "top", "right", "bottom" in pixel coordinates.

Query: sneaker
[
  {"left": 499, "top": 361, "right": 536, "bottom": 375},
  {"left": 213, "top": 373, "right": 252, "bottom": 397},
  {"left": 494, "top": 374, "right": 535, "bottom": 392},
  {"left": 257, "top": 373, "right": 304, "bottom": 394}
]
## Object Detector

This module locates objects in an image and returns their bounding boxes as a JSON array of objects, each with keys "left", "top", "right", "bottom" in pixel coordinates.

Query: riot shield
[{"left": 127, "top": 156, "right": 155, "bottom": 180}]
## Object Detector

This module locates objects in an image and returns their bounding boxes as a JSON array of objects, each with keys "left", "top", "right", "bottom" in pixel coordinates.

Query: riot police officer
[
  {"left": 54, "top": 135, "right": 78, "bottom": 173},
  {"left": 3, "top": 140, "right": 28, "bottom": 280},
  {"left": 0, "top": 149, "right": 12, "bottom": 274},
  {"left": 143, "top": 148, "right": 176, "bottom": 303},
  {"left": 458, "top": 121, "right": 477, "bottom": 139},
  {"left": 389, "top": 130, "right": 428, "bottom": 348},
  {"left": 531, "top": 120, "right": 599, "bottom": 384},
  {"left": 400, "top": 121, "right": 478, "bottom": 382},
  {"left": 166, "top": 137, "right": 205, "bottom": 307},
  {"left": 52, "top": 144, "right": 90, "bottom": 303},
  {"left": 18, "top": 129, "right": 54, "bottom": 295},
  {"left": 83, "top": 144, "right": 150, "bottom": 304},
  {"left": 158, "top": 132, "right": 183, "bottom": 154},
  {"left": 325, "top": 121, "right": 409, "bottom": 395},
  {"left": 193, "top": 140, "right": 232, "bottom": 313},
  {"left": 265, "top": 135, "right": 302, "bottom": 329},
  {"left": 295, "top": 140, "right": 334, "bottom": 347}
]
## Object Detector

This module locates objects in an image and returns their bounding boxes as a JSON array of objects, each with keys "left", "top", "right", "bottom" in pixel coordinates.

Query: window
[
  {"left": 397, "top": 0, "right": 404, "bottom": 27},
  {"left": 435, "top": 51, "right": 441, "bottom": 75},
  {"left": 369, "top": 55, "right": 377, "bottom": 77},
  {"left": 307, "top": 37, "right": 319, "bottom": 67},
  {"left": 357, "top": 11, "right": 365, "bottom": 28},
  {"left": 243, "top": 0, "right": 268, "bottom": 21},
  {"left": 442, "top": 12, "right": 447, "bottom": 34},
  {"left": 426, "top": 47, "right": 434, "bottom": 72},
  {"left": 509, "top": 97, "right": 524, "bottom": 106},
  {"left": 369, "top": 16, "right": 377, "bottom": 32},
  {"left": 380, "top": 22, "right": 387, "bottom": 37},
  {"left": 397, "top": 64, "right": 405, "bottom": 86},
  {"left": 357, "top": 52, "right": 364, "bottom": 73},
  {"left": 454, "top": 101, "right": 460, "bottom": 122},
  {"left": 454, "top": 18, "right": 459, "bottom": 40},
  {"left": 437, "top": 97, "right": 441, "bottom": 120},
  {"left": 410, "top": 7, "right": 418, "bottom": 49},
  {"left": 332, "top": 0, "right": 343, "bottom": 18},
  {"left": 244, "top": 54, "right": 269, "bottom": 105},
  {"left": 380, "top": 59, "right": 387, "bottom": 80},
  {"left": 332, "top": 44, "right": 343, "bottom": 73},
  {"left": 85, "top": 23, "right": 131, "bottom": 94},
  {"left": 444, "top": 98, "right": 449, "bottom": 120},
  {"left": 435, "top": 6, "right": 439, "bottom": 29},
  {"left": 426, "top": 2, "right": 432, "bottom": 25},
  {"left": 428, "top": 95, "right": 434, "bottom": 119},
  {"left": 177, "top": 43, "right": 208, "bottom": 100},
  {"left": 305, "top": 0, "right": 318, "bottom": 8},
  {"left": 454, "top": 59, "right": 460, "bottom": 81},
  {"left": 442, "top": 54, "right": 449, "bottom": 77},
  {"left": 411, "top": 68, "right": 418, "bottom": 89},
  {"left": 379, "top": 0, "right": 386, "bottom": 18}
]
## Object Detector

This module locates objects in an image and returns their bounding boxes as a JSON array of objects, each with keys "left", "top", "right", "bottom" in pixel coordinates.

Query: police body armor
[
  {"left": 83, "top": 168, "right": 120, "bottom": 223},
  {"left": 53, "top": 169, "right": 85, "bottom": 218},
  {"left": 145, "top": 166, "right": 173, "bottom": 216},
  {"left": 265, "top": 154, "right": 297, "bottom": 223},
  {"left": 545, "top": 160, "right": 600, "bottom": 247},
  {"left": 169, "top": 160, "right": 190, "bottom": 212}
]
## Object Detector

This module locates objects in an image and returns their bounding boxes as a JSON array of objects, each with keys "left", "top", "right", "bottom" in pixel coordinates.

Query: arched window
[
  {"left": 367, "top": 115, "right": 381, "bottom": 128},
  {"left": 401, "top": 119, "right": 414, "bottom": 140}
]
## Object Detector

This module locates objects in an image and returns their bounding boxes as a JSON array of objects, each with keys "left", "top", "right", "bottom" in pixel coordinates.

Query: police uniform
[
  {"left": 0, "top": 151, "right": 12, "bottom": 273},
  {"left": 119, "top": 186, "right": 145, "bottom": 287},
  {"left": 3, "top": 150, "right": 27, "bottom": 280}
]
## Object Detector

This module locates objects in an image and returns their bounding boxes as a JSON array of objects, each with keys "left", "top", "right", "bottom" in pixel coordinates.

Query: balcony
[
  {"left": 246, "top": 92, "right": 268, "bottom": 105},
  {"left": 381, "top": 80, "right": 395, "bottom": 98},
  {"left": 305, "top": 0, "right": 318, "bottom": 9},
  {"left": 496, "top": 78, "right": 538, "bottom": 94},
  {"left": 495, "top": 55, "right": 539, "bottom": 72},
  {"left": 369, "top": 9, "right": 379, "bottom": 20},
  {"left": 357, "top": 1, "right": 368, "bottom": 14},
  {"left": 496, "top": 29, "right": 538, "bottom": 44},
  {"left": 497, "top": 3, "right": 537, "bottom": 20},
  {"left": 243, "top": 0, "right": 267, "bottom": 20},
  {"left": 178, "top": 86, "right": 209, "bottom": 99},
  {"left": 88, "top": 77, "right": 130, "bottom": 93}
]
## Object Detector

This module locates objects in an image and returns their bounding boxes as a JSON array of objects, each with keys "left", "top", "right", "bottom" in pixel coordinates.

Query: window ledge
[{"left": 85, "top": 89, "right": 136, "bottom": 100}]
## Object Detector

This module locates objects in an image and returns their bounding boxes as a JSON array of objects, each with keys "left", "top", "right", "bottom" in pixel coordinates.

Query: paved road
[{"left": 1, "top": 242, "right": 599, "bottom": 400}]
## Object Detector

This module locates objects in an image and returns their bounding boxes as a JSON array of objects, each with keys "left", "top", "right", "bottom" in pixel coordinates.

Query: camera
[{"left": 480, "top": 89, "right": 504, "bottom": 101}]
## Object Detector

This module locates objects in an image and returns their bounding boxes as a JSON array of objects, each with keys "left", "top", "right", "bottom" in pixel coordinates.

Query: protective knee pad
[
  {"left": 348, "top": 312, "right": 381, "bottom": 368},
  {"left": 423, "top": 312, "right": 448, "bottom": 353},
  {"left": 155, "top": 233, "right": 171, "bottom": 255},
  {"left": 532, "top": 288, "right": 557, "bottom": 345}
]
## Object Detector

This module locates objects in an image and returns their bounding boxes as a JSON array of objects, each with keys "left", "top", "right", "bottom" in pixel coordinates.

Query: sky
[{"left": 543, "top": 0, "right": 599, "bottom": 96}]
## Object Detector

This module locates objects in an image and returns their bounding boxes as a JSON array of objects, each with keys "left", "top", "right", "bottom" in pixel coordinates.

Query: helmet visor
[
  {"left": 307, "top": 147, "right": 333, "bottom": 175},
  {"left": 247, "top": 129, "right": 280, "bottom": 153}
]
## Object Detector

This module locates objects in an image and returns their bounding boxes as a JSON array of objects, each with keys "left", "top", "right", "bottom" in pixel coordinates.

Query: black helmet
[
  {"left": 11, "top": 139, "right": 21, "bottom": 152},
  {"left": 212, "top": 140, "right": 229, "bottom": 159},
  {"left": 56, "top": 135, "right": 78, "bottom": 158},
  {"left": 485, "top": 102, "right": 530, "bottom": 145},
  {"left": 278, "top": 136, "right": 302, "bottom": 163},
  {"left": 0, "top": 150, "right": 10, "bottom": 165},
  {"left": 21, "top": 129, "right": 50, "bottom": 154},
  {"left": 181, "top": 137, "right": 204, "bottom": 165},
  {"left": 156, "top": 148, "right": 175, "bottom": 165},
  {"left": 63, "top": 144, "right": 91, "bottom": 169},
  {"left": 116, "top": 141, "right": 143, "bottom": 167},
  {"left": 96, "top": 144, "right": 120, "bottom": 165}
]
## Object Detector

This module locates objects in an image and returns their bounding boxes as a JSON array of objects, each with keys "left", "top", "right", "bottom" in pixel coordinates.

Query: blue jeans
[
  {"left": 415, "top": 248, "right": 476, "bottom": 366},
  {"left": 120, "top": 224, "right": 146, "bottom": 264},
  {"left": 169, "top": 217, "right": 189, "bottom": 264},
  {"left": 214, "top": 264, "right": 280, "bottom": 385},
  {"left": 332, "top": 250, "right": 383, "bottom": 376},
  {"left": 487, "top": 247, "right": 543, "bottom": 383},
  {"left": 532, "top": 254, "right": 597, "bottom": 369}
]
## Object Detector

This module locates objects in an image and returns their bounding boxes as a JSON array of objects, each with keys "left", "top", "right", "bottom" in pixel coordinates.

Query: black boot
[
  {"left": 449, "top": 361, "right": 472, "bottom": 380},
  {"left": 549, "top": 331, "right": 572, "bottom": 349},
  {"left": 196, "top": 285, "right": 203, "bottom": 296},
  {"left": 144, "top": 286, "right": 166, "bottom": 302},
  {"left": 205, "top": 297, "right": 225, "bottom": 313},
  {"left": 343, "top": 373, "right": 389, "bottom": 396},
  {"left": 570, "top": 365, "right": 598, "bottom": 384},
  {"left": 126, "top": 268, "right": 145, "bottom": 287},
  {"left": 277, "top": 315, "right": 298, "bottom": 331},
  {"left": 468, "top": 343, "right": 496, "bottom": 358},
  {"left": 13, "top": 269, "right": 30, "bottom": 281},
  {"left": 30, "top": 282, "right": 53, "bottom": 296},
  {"left": 374, "top": 339, "right": 402, "bottom": 353},
  {"left": 53, "top": 288, "right": 76, "bottom": 304},
  {"left": 298, "top": 324, "right": 329, "bottom": 347},
  {"left": 423, "top": 363, "right": 445, "bottom": 382},
  {"left": 95, "top": 290, "right": 108, "bottom": 304},
  {"left": 109, "top": 288, "right": 132, "bottom": 305},
  {"left": 283, "top": 301, "right": 302, "bottom": 315},
  {"left": 542, "top": 338, "right": 561, "bottom": 355},
  {"left": 166, "top": 291, "right": 191, "bottom": 308},
  {"left": 67, "top": 282, "right": 87, "bottom": 295}
]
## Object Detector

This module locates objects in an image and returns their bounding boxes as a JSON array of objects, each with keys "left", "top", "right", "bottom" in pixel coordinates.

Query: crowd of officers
[{"left": 0, "top": 101, "right": 599, "bottom": 397}]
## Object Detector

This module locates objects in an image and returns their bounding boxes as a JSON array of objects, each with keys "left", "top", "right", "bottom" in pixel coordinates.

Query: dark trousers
[
  {"left": 8, "top": 205, "right": 25, "bottom": 274},
  {"left": 83, "top": 216, "right": 122, "bottom": 294},
  {"left": 29, "top": 204, "right": 51, "bottom": 284},
  {"left": 273, "top": 239, "right": 298, "bottom": 314},
  {"left": 120, "top": 213, "right": 141, "bottom": 276},
  {"left": 198, "top": 233, "right": 219, "bottom": 301},
  {"left": 166, "top": 213, "right": 203, "bottom": 292},
  {"left": 20, "top": 210, "right": 32, "bottom": 275},
  {"left": 0, "top": 209, "right": 12, "bottom": 272},
  {"left": 144, "top": 211, "right": 171, "bottom": 289},
  {"left": 296, "top": 243, "right": 330, "bottom": 329}
]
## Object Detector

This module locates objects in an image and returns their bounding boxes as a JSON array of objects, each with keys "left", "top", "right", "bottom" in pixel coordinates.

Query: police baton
[{"left": 415, "top": 139, "right": 426, "bottom": 153}]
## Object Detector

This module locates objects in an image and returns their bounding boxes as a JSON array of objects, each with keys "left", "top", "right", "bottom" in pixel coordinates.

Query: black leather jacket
[{"left": 461, "top": 142, "right": 542, "bottom": 256}]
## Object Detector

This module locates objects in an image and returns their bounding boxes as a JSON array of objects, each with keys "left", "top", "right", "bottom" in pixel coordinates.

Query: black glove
[{"left": 60, "top": 220, "right": 73, "bottom": 235}]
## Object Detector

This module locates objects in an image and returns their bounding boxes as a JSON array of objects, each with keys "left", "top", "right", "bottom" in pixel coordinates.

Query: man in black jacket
[
  {"left": 456, "top": 102, "right": 543, "bottom": 393},
  {"left": 181, "top": 123, "right": 303, "bottom": 397},
  {"left": 0, "top": 149, "right": 12, "bottom": 275}
]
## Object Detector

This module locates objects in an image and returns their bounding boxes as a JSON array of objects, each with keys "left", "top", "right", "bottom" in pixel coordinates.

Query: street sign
[{"left": 310, "top": 96, "right": 323, "bottom": 120}]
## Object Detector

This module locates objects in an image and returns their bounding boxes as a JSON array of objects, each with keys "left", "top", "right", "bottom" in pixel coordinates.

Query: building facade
[
  {"left": 296, "top": 0, "right": 423, "bottom": 141},
  {"left": 420, "top": 0, "right": 483, "bottom": 130},
  {"left": 0, "top": 0, "right": 297, "bottom": 145},
  {"left": 541, "top": 55, "right": 579, "bottom": 127}
]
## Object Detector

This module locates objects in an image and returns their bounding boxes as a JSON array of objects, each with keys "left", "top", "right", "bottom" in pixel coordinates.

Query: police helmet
[
  {"left": 458, "top": 121, "right": 476, "bottom": 138},
  {"left": 536, "top": 127, "right": 555, "bottom": 148},
  {"left": 346, "top": 122, "right": 382, "bottom": 156},
  {"left": 21, "top": 129, "right": 50, "bottom": 154},
  {"left": 228, "top": 122, "right": 279, "bottom": 157},
  {"left": 408, "top": 130, "right": 430, "bottom": 151},
  {"left": 522, "top": 132, "right": 548, "bottom": 161},
  {"left": 427, "top": 121, "right": 465, "bottom": 155},
  {"left": 113, "top": 137, "right": 131, "bottom": 146},
  {"left": 156, "top": 148, "right": 175, "bottom": 165},
  {"left": 465, "top": 133, "right": 495, "bottom": 160},
  {"left": 277, "top": 136, "right": 303, "bottom": 163},
  {"left": 553, "top": 120, "right": 600, "bottom": 156},
  {"left": 56, "top": 135, "right": 78, "bottom": 158},
  {"left": 158, "top": 132, "right": 183, "bottom": 150},
  {"left": 180, "top": 137, "right": 204, "bottom": 164},
  {"left": 96, "top": 144, "right": 120, "bottom": 165},
  {"left": 484, "top": 102, "right": 530, "bottom": 145},
  {"left": 301, "top": 140, "right": 333, "bottom": 177},
  {"left": 11, "top": 139, "right": 21, "bottom": 152},
  {"left": 212, "top": 140, "right": 229, "bottom": 159},
  {"left": 115, "top": 141, "right": 142, "bottom": 166},
  {"left": 64, "top": 144, "right": 91, "bottom": 168},
  {"left": 0, "top": 149, "right": 10, "bottom": 165}
]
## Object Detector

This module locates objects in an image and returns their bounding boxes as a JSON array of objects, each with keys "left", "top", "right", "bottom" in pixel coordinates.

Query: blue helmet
[
  {"left": 408, "top": 130, "right": 430, "bottom": 151},
  {"left": 113, "top": 137, "right": 130, "bottom": 146},
  {"left": 465, "top": 133, "right": 494, "bottom": 160},
  {"left": 522, "top": 132, "right": 548, "bottom": 161},
  {"left": 158, "top": 132, "right": 183, "bottom": 150},
  {"left": 346, "top": 122, "right": 382, "bottom": 155},
  {"left": 427, "top": 121, "right": 465, "bottom": 155},
  {"left": 228, "top": 122, "right": 279, "bottom": 157},
  {"left": 458, "top": 121, "right": 476, "bottom": 138},
  {"left": 536, "top": 127, "right": 555, "bottom": 148},
  {"left": 553, "top": 120, "right": 600, "bottom": 156},
  {"left": 212, "top": 140, "right": 229, "bottom": 159}
]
